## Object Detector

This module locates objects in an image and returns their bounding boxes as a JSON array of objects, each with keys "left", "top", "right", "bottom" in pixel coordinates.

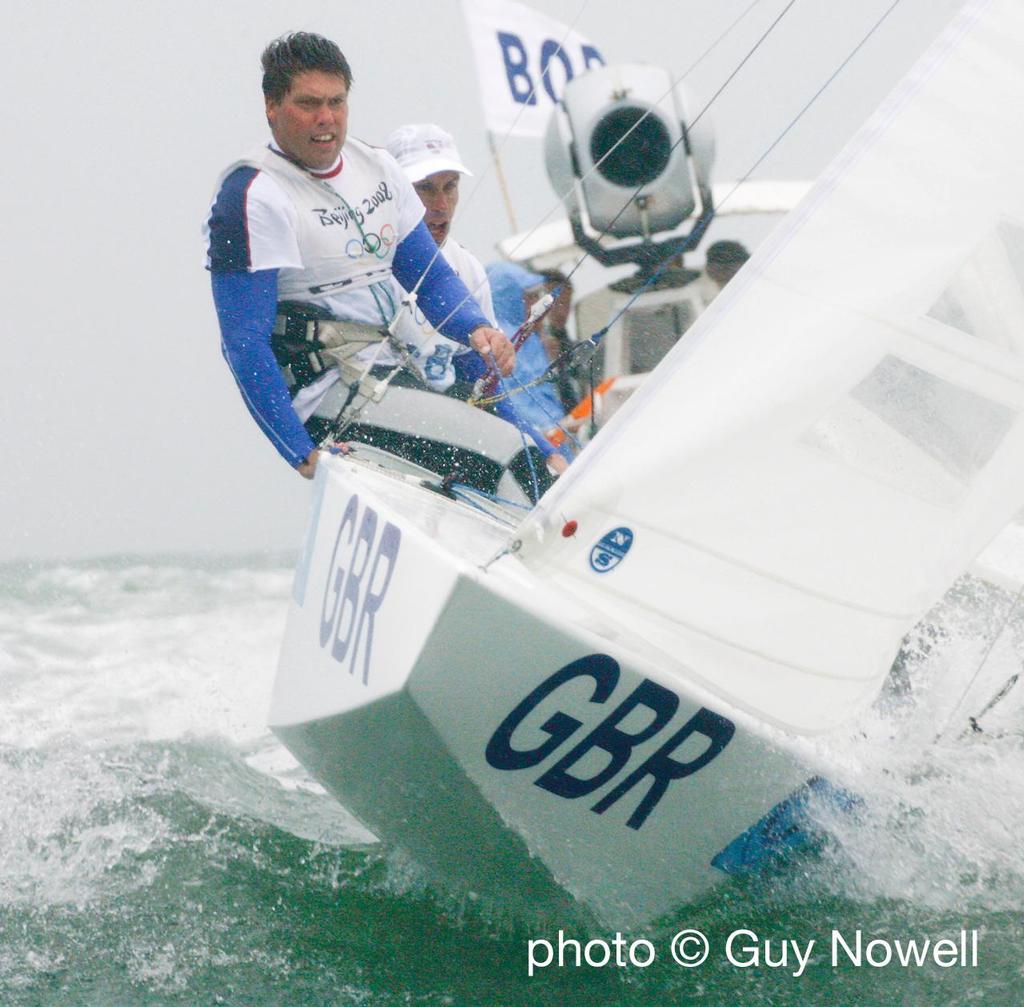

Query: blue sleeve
[
  {"left": 452, "top": 350, "right": 487, "bottom": 383},
  {"left": 211, "top": 269, "right": 317, "bottom": 467},
  {"left": 392, "top": 221, "right": 489, "bottom": 344}
]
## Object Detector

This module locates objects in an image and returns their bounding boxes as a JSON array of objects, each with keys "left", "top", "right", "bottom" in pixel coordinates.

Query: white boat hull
[{"left": 270, "top": 456, "right": 831, "bottom": 926}]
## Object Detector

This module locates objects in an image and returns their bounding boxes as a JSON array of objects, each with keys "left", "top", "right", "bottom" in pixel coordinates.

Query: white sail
[{"left": 519, "top": 0, "right": 1024, "bottom": 733}]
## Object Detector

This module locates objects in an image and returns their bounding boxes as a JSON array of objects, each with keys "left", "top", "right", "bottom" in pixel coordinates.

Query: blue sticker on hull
[
  {"left": 710, "top": 777, "right": 859, "bottom": 876},
  {"left": 589, "top": 527, "right": 634, "bottom": 573}
]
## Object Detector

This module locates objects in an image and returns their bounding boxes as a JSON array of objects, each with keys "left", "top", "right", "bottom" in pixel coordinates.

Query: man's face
[
  {"left": 412, "top": 170, "right": 461, "bottom": 245},
  {"left": 706, "top": 262, "right": 738, "bottom": 288},
  {"left": 266, "top": 70, "right": 348, "bottom": 171}
]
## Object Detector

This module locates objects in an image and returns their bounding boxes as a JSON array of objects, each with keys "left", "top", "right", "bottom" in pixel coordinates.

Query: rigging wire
[
  {"left": 442, "top": 0, "right": 916, "bottom": 447},
  {"left": 436, "top": 0, "right": 773, "bottom": 328},
  {"left": 555, "top": 0, "right": 800, "bottom": 287},
  {"left": 326, "top": 0, "right": 772, "bottom": 438},
  {"left": 542, "top": 0, "right": 911, "bottom": 369},
  {"left": 471, "top": 0, "right": 817, "bottom": 416},
  {"left": 714, "top": 0, "right": 906, "bottom": 213},
  {"left": 464, "top": 0, "right": 910, "bottom": 431},
  {"left": 332, "top": 0, "right": 904, "bottom": 446},
  {"left": 356, "top": 0, "right": 796, "bottom": 440},
  {"left": 455, "top": 0, "right": 596, "bottom": 219}
]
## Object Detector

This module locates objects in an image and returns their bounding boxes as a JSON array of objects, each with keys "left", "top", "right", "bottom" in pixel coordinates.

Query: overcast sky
[{"left": 0, "top": 0, "right": 963, "bottom": 561}]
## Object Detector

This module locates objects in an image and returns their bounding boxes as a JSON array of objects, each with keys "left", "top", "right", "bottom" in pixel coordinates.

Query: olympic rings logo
[{"left": 346, "top": 224, "right": 397, "bottom": 260}]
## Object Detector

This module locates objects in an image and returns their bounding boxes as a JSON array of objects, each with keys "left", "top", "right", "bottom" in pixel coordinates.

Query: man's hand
[
  {"left": 296, "top": 443, "right": 352, "bottom": 479},
  {"left": 546, "top": 453, "right": 569, "bottom": 475},
  {"left": 297, "top": 449, "right": 319, "bottom": 479},
  {"left": 469, "top": 325, "right": 515, "bottom": 376}
]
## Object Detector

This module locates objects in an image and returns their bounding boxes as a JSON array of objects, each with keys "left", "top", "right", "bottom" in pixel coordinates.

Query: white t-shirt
[
  {"left": 387, "top": 238, "right": 496, "bottom": 391},
  {"left": 205, "top": 139, "right": 425, "bottom": 417}
]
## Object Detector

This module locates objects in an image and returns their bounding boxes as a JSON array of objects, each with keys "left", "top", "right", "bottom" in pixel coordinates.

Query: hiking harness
[{"left": 271, "top": 300, "right": 418, "bottom": 417}]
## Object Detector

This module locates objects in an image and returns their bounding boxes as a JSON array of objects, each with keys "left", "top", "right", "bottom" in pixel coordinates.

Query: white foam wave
[
  {"left": 0, "top": 557, "right": 375, "bottom": 917},
  {"left": 0, "top": 745, "right": 169, "bottom": 909},
  {"left": 802, "top": 571, "right": 1024, "bottom": 911},
  {"left": 0, "top": 560, "right": 293, "bottom": 750}
]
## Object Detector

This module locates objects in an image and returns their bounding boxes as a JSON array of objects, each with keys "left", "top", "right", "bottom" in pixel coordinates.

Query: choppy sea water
[{"left": 2, "top": 553, "right": 1023, "bottom": 1006}]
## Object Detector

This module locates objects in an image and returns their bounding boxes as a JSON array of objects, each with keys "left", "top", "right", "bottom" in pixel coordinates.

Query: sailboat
[{"left": 269, "top": 0, "right": 1024, "bottom": 926}]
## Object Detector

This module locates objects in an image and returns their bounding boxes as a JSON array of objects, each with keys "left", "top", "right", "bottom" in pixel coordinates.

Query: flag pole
[{"left": 487, "top": 131, "right": 520, "bottom": 233}]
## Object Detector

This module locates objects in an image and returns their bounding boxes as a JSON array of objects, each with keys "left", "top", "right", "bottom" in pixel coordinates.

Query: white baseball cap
[{"left": 385, "top": 123, "right": 473, "bottom": 183}]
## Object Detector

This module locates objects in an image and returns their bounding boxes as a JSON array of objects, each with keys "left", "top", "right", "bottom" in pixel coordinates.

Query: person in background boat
[
  {"left": 533, "top": 270, "right": 587, "bottom": 414},
  {"left": 487, "top": 262, "right": 575, "bottom": 469},
  {"left": 695, "top": 239, "right": 750, "bottom": 308},
  {"left": 548, "top": 240, "right": 753, "bottom": 450},
  {"left": 204, "top": 32, "right": 515, "bottom": 479}
]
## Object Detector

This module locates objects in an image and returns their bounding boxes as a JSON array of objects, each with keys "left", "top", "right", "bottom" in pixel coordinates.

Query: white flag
[{"left": 461, "top": 0, "right": 605, "bottom": 138}]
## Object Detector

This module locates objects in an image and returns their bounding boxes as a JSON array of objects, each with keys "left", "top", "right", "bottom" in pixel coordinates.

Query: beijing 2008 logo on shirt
[{"left": 589, "top": 527, "right": 634, "bottom": 574}]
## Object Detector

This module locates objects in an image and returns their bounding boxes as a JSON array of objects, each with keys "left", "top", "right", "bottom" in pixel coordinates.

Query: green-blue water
[{"left": 2, "top": 557, "right": 1021, "bottom": 1005}]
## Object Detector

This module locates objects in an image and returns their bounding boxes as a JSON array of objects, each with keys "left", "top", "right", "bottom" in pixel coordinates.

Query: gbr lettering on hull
[
  {"left": 318, "top": 493, "right": 401, "bottom": 684},
  {"left": 486, "top": 656, "right": 735, "bottom": 830}
]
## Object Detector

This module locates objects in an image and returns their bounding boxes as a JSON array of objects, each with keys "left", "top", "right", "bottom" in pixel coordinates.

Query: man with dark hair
[
  {"left": 691, "top": 239, "right": 751, "bottom": 312},
  {"left": 204, "top": 32, "right": 514, "bottom": 478},
  {"left": 704, "top": 239, "right": 750, "bottom": 289}
]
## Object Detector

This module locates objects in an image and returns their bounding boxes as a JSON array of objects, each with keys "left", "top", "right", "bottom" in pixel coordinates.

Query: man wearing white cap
[
  {"left": 386, "top": 123, "right": 568, "bottom": 477},
  {"left": 384, "top": 123, "right": 497, "bottom": 395}
]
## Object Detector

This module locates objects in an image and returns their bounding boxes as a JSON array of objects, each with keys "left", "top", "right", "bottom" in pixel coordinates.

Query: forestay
[{"left": 517, "top": 0, "right": 1024, "bottom": 733}]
